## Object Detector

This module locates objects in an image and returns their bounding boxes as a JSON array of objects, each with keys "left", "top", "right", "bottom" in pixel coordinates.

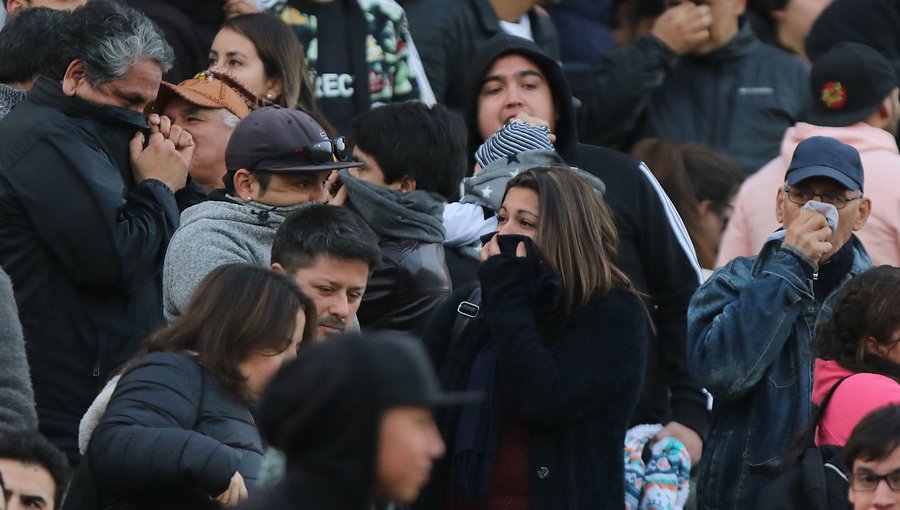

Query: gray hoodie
[{"left": 162, "top": 196, "right": 300, "bottom": 320}]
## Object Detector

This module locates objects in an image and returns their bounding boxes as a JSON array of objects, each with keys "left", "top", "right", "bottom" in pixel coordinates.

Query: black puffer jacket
[{"left": 88, "top": 352, "right": 263, "bottom": 510}]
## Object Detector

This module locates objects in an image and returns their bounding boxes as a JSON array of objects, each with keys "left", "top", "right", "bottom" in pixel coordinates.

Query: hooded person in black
[
  {"left": 458, "top": 33, "right": 708, "bottom": 470},
  {"left": 244, "top": 332, "right": 456, "bottom": 510}
]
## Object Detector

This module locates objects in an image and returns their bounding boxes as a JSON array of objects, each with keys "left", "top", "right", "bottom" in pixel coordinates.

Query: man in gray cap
[
  {"left": 245, "top": 331, "right": 464, "bottom": 510},
  {"left": 719, "top": 41, "right": 900, "bottom": 267},
  {"left": 162, "top": 105, "right": 362, "bottom": 319},
  {"left": 688, "top": 136, "right": 872, "bottom": 510}
]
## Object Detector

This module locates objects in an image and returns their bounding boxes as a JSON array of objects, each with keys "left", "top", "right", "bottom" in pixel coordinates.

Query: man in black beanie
[{"left": 245, "top": 332, "right": 468, "bottom": 510}]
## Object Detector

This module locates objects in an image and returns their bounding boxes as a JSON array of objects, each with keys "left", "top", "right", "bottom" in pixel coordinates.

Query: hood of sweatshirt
[
  {"left": 462, "top": 34, "right": 579, "bottom": 168},
  {"left": 778, "top": 122, "right": 900, "bottom": 170},
  {"left": 812, "top": 358, "right": 855, "bottom": 406}
]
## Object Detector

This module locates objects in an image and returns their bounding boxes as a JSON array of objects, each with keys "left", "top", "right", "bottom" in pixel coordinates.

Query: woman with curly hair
[{"left": 812, "top": 265, "right": 900, "bottom": 446}]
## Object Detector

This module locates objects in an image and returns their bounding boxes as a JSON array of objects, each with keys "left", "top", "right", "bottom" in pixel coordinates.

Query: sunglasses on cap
[{"left": 255, "top": 137, "right": 353, "bottom": 169}]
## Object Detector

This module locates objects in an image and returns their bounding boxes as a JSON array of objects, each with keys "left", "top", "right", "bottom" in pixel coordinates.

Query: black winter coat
[
  {"left": 0, "top": 78, "right": 180, "bottom": 461},
  {"left": 88, "top": 352, "right": 264, "bottom": 510},
  {"left": 418, "top": 255, "right": 649, "bottom": 510}
]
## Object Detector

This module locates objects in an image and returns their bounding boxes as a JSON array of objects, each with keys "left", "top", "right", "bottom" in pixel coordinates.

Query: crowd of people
[{"left": 1, "top": 0, "right": 900, "bottom": 510}]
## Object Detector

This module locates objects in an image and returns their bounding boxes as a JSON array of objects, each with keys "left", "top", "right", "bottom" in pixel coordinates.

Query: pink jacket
[
  {"left": 716, "top": 122, "right": 900, "bottom": 267},
  {"left": 811, "top": 358, "right": 900, "bottom": 446}
]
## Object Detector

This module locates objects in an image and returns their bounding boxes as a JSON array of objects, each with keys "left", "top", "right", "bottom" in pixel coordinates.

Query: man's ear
[
  {"left": 853, "top": 196, "right": 872, "bottom": 231},
  {"left": 398, "top": 176, "right": 417, "bottom": 193},
  {"left": 233, "top": 169, "right": 256, "bottom": 201},
  {"left": 734, "top": 0, "right": 748, "bottom": 16},
  {"left": 61, "top": 60, "right": 87, "bottom": 97},
  {"left": 6, "top": 0, "right": 29, "bottom": 14},
  {"left": 775, "top": 187, "right": 785, "bottom": 225},
  {"left": 271, "top": 262, "right": 285, "bottom": 273}
]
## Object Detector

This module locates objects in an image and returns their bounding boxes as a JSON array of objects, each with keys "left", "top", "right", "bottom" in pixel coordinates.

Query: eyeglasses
[
  {"left": 850, "top": 470, "right": 900, "bottom": 492},
  {"left": 255, "top": 137, "right": 352, "bottom": 170},
  {"left": 783, "top": 186, "right": 863, "bottom": 209}
]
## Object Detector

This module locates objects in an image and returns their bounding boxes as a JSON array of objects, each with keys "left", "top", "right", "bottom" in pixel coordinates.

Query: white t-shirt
[{"left": 498, "top": 14, "right": 533, "bottom": 41}]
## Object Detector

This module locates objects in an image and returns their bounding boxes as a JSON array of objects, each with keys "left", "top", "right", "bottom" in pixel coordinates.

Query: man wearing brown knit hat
[{"left": 150, "top": 67, "right": 264, "bottom": 192}]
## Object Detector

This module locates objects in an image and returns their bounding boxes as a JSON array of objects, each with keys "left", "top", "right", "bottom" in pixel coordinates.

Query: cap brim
[
  {"left": 805, "top": 104, "right": 877, "bottom": 128},
  {"left": 786, "top": 165, "right": 860, "bottom": 190},
  {"left": 259, "top": 160, "right": 365, "bottom": 172}
]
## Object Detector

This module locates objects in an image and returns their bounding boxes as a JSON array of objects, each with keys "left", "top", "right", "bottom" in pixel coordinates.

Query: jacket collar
[
  {"left": 688, "top": 19, "right": 760, "bottom": 64},
  {"left": 754, "top": 234, "right": 872, "bottom": 297}
]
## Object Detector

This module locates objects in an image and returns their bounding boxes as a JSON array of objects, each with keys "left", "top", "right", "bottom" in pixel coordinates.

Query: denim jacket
[{"left": 687, "top": 236, "right": 871, "bottom": 510}]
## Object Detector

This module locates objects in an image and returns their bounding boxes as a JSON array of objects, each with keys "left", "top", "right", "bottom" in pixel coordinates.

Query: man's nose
[{"left": 328, "top": 294, "right": 350, "bottom": 317}]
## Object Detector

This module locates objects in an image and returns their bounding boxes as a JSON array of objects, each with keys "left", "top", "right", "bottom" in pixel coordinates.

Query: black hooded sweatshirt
[
  {"left": 459, "top": 34, "right": 709, "bottom": 439},
  {"left": 241, "top": 336, "right": 383, "bottom": 510}
]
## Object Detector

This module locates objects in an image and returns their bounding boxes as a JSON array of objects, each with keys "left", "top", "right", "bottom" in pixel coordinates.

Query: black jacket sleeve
[
  {"left": 573, "top": 35, "right": 677, "bottom": 148},
  {"left": 6, "top": 139, "right": 180, "bottom": 293},
  {"left": 88, "top": 353, "right": 240, "bottom": 496}
]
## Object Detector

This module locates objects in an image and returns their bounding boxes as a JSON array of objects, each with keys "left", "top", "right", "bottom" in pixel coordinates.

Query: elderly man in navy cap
[{"left": 686, "top": 136, "right": 872, "bottom": 510}]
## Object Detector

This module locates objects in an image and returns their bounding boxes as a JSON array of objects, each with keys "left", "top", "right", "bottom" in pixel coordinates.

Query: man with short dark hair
[
  {"left": 337, "top": 101, "right": 465, "bottom": 334},
  {"left": 845, "top": 405, "right": 900, "bottom": 510},
  {"left": 271, "top": 204, "right": 381, "bottom": 340},
  {"left": 0, "top": 0, "right": 192, "bottom": 462},
  {"left": 689, "top": 136, "right": 872, "bottom": 510},
  {"left": 0, "top": 7, "right": 68, "bottom": 119},
  {"left": 0, "top": 430, "right": 70, "bottom": 510},
  {"left": 163, "top": 106, "right": 363, "bottom": 320}
]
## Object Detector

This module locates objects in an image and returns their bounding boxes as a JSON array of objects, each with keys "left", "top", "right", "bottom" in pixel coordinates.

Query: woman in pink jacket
[{"left": 812, "top": 265, "right": 900, "bottom": 446}]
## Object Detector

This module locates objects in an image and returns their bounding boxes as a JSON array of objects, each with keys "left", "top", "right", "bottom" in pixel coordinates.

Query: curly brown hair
[{"left": 814, "top": 265, "right": 900, "bottom": 379}]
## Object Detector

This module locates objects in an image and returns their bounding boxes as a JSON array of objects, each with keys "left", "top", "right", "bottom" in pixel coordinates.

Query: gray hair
[{"left": 52, "top": 0, "right": 174, "bottom": 85}]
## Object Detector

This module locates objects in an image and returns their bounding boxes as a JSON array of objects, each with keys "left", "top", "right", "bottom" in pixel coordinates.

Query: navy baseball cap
[
  {"left": 225, "top": 106, "right": 362, "bottom": 173},
  {"left": 807, "top": 42, "right": 897, "bottom": 128},
  {"left": 785, "top": 136, "right": 864, "bottom": 192}
]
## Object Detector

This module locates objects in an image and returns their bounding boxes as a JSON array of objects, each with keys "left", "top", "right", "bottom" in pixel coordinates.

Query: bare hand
[
  {"left": 326, "top": 171, "right": 347, "bottom": 206},
  {"left": 652, "top": 421, "right": 703, "bottom": 466},
  {"left": 480, "top": 234, "right": 527, "bottom": 261},
  {"left": 650, "top": 2, "right": 712, "bottom": 55},
  {"left": 129, "top": 115, "right": 194, "bottom": 192},
  {"left": 213, "top": 471, "right": 248, "bottom": 507},
  {"left": 783, "top": 208, "right": 833, "bottom": 265},
  {"left": 224, "top": 0, "right": 259, "bottom": 18}
]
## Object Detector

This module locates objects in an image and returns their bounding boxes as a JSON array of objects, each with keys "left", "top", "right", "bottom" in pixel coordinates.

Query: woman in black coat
[
  {"left": 418, "top": 166, "right": 650, "bottom": 510},
  {"left": 86, "top": 264, "right": 316, "bottom": 509}
]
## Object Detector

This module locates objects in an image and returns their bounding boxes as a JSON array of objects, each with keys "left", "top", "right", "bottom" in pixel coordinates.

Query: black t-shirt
[{"left": 299, "top": 0, "right": 357, "bottom": 133}]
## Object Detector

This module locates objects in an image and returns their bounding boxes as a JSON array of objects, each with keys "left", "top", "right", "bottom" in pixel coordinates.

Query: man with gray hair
[{"left": 0, "top": 0, "right": 192, "bottom": 462}]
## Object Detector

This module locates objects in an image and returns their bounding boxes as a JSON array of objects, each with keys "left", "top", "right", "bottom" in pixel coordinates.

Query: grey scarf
[{"left": 340, "top": 170, "right": 445, "bottom": 243}]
